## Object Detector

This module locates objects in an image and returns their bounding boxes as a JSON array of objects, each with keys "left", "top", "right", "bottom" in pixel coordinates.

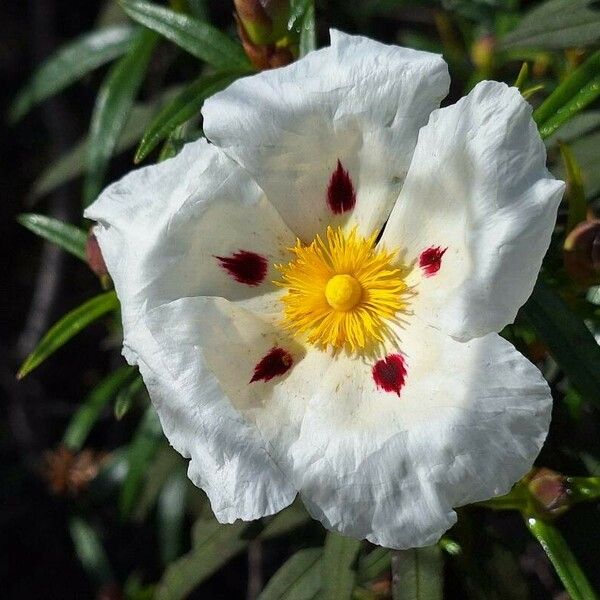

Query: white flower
[{"left": 85, "top": 30, "right": 565, "bottom": 549}]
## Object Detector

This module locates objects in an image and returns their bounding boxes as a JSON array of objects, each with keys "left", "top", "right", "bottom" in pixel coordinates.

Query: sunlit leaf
[
  {"left": 544, "top": 110, "right": 600, "bottom": 146},
  {"left": 526, "top": 517, "right": 599, "bottom": 600},
  {"left": 534, "top": 50, "right": 600, "bottom": 139},
  {"left": 500, "top": 0, "right": 600, "bottom": 50},
  {"left": 258, "top": 548, "right": 322, "bottom": 600},
  {"left": 135, "top": 70, "right": 244, "bottom": 162},
  {"left": 69, "top": 517, "right": 114, "bottom": 586},
  {"left": 156, "top": 519, "right": 250, "bottom": 600},
  {"left": 120, "top": 407, "right": 165, "bottom": 519},
  {"left": 84, "top": 28, "right": 158, "bottom": 205},
  {"left": 522, "top": 280, "right": 600, "bottom": 407},
  {"left": 391, "top": 546, "right": 443, "bottom": 600},
  {"left": 120, "top": 0, "right": 250, "bottom": 69},
  {"left": 17, "top": 291, "right": 119, "bottom": 379},
  {"left": 63, "top": 366, "right": 137, "bottom": 452},
  {"left": 9, "top": 26, "right": 134, "bottom": 123},
  {"left": 17, "top": 213, "right": 87, "bottom": 261},
  {"left": 321, "top": 532, "right": 361, "bottom": 600}
]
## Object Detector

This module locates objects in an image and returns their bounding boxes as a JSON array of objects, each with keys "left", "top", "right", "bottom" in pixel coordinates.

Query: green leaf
[
  {"left": 260, "top": 500, "right": 311, "bottom": 540},
  {"left": 358, "top": 547, "right": 391, "bottom": 583},
  {"left": 559, "top": 142, "right": 587, "bottom": 233},
  {"left": 258, "top": 548, "right": 323, "bottom": 600},
  {"left": 500, "top": 0, "right": 600, "bottom": 50},
  {"left": 135, "top": 70, "right": 243, "bottom": 162},
  {"left": 555, "top": 129, "right": 600, "bottom": 200},
  {"left": 568, "top": 476, "right": 600, "bottom": 503},
  {"left": 321, "top": 532, "right": 361, "bottom": 600},
  {"left": 84, "top": 28, "right": 158, "bottom": 205},
  {"left": 391, "top": 546, "right": 443, "bottom": 600},
  {"left": 31, "top": 91, "right": 180, "bottom": 200},
  {"left": 114, "top": 375, "right": 145, "bottom": 420},
  {"left": 17, "top": 213, "right": 87, "bottom": 261},
  {"left": 522, "top": 280, "right": 600, "bottom": 407},
  {"left": 156, "top": 519, "right": 250, "bottom": 600},
  {"left": 526, "top": 517, "right": 599, "bottom": 600},
  {"left": 544, "top": 110, "right": 600, "bottom": 147},
  {"left": 17, "top": 291, "right": 119, "bottom": 379},
  {"left": 534, "top": 50, "right": 600, "bottom": 140},
  {"left": 9, "top": 26, "right": 135, "bottom": 123},
  {"left": 158, "top": 471, "right": 187, "bottom": 565},
  {"left": 289, "top": 0, "right": 316, "bottom": 56},
  {"left": 120, "top": 0, "right": 250, "bottom": 69},
  {"left": 69, "top": 517, "right": 114, "bottom": 586},
  {"left": 63, "top": 366, "right": 137, "bottom": 451},
  {"left": 120, "top": 407, "right": 165, "bottom": 519}
]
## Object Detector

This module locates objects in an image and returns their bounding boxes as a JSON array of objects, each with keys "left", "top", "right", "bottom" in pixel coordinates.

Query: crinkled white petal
[
  {"left": 203, "top": 30, "right": 450, "bottom": 241},
  {"left": 84, "top": 138, "right": 296, "bottom": 327},
  {"left": 381, "top": 81, "right": 565, "bottom": 341},
  {"left": 125, "top": 297, "right": 305, "bottom": 522},
  {"left": 289, "top": 323, "right": 552, "bottom": 549}
]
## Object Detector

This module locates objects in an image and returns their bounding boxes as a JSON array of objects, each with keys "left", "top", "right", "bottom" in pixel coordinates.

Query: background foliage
[{"left": 2, "top": 0, "right": 600, "bottom": 598}]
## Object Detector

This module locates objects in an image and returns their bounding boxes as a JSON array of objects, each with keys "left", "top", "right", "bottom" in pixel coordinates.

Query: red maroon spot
[
  {"left": 250, "top": 347, "right": 294, "bottom": 383},
  {"left": 215, "top": 250, "right": 268, "bottom": 286},
  {"left": 372, "top": 354, "right": 407, "bottom": 397},
  {"left": 419, "top": 246, "right": 447, "bottom": 277},
  {"left": 327, "top": 159, "right": 356, "bottom": 214}
]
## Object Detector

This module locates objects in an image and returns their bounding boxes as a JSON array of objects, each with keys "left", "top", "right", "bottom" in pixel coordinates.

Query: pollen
[{"left": 275, "top": 227, "right": 407, "bottom": 352}]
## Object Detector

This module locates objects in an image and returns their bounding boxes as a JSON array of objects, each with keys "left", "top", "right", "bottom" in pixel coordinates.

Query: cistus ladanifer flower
[{"left": 85, "top": 31, "right": 565, "bottom": 549}]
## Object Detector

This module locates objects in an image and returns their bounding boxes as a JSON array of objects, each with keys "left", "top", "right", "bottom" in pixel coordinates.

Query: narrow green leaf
[
  {"left": 84, "top": 28, "right": 158, "bottom": 205},
  {"left": 9, "top": 26, "right": 134, "bottom": 123},
  {"left": 556, "top": 129, "right": 600, "bottom": 200},
  {"left": 31, "top": 90, "right": 180, "bottom": 201},
  {"left": 568, "top": 476, "right": 600, "bottom": 503},
  {"left": 522, "top": 280, "right": 600, "bottom": 407},
  {"left": 120, "top": 0, "right": 250, "bottom": 69},
  {"left": 120, "top": 407, "right": 165, "bottom": 519},
  {"left": 500, "top": 0, "right": 600, "bottom": 50},
  {"left": 135, "top": 70, "right": 243, "bottom": 162},
  {"left": 321, "top": 532, "right": 361, "bottom": 600},
  {"left": 156, "top": 519, "right": 250, "bottom": 600},
  {"left": 114, "top": 375, "right": 145, "bottom": 420},
  {"left": 158, "top": 471, "right": 187, "bottom": 565},
  {"left": 534, "top": 50, "right": 600, "bottom": 139},
  {"left": 17, "top": 213, "right": 87, "bottom": 260},
  {"left": 69, "top": 517, "right": 114, "bottom": 586},
  {"left": 290, "top": 0, "right": 316, "bottom": 56},
  {"left": 358, "top": 547, "right": 391, "bottom": 584},
  {"left": 63, "top": 366, "right": 137, "bottom": 451},
  {"left": 526, "top": 517, "right": 599, "bottom": 600},
  {"left": 17, "top": 291, "right": 119, "bottom": 379},
  {"left": 258, "top": 548, "right": 322, "bottom": 600},
  {"left": 514, "top": 62, "right": 529, "bottom": 91},
  {"left": 559, "top": 142, "right": 587, "bottom": 233},
  {"left": 260, "top": 500, "right": 310, "bottom": 540},
  {"left": 545, "top": 110, "right": 600, "bottom": 147},
  {"left": 391, "top": 546, "right": 443, "bottom": 600}
]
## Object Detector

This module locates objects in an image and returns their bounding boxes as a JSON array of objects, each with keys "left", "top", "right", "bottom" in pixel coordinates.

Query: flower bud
[
  {"left": 236, "top": 14, "right": 294, "bottom": 70},
  {"left": 470, "top": 35, "right": 495, "bottom": 72},
  {"left": 527, "top": 468, "right": 570, "bottom": 519},
  {"left": 234, "top": 0, "right": 289, "bottom": 45},
  {"left": 563, "top": 219, "right": 600, "bottom": 286},
  {"left": 86, "top": 229, "right": 111, "bottom": 289}
]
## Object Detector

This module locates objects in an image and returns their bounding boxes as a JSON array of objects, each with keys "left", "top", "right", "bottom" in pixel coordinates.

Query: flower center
[
  {"left": 325, "top": 274, "right": 362, "bottom": 311},
  {"left": 275, "top": 227, "right": 407, "bottom": 352}
]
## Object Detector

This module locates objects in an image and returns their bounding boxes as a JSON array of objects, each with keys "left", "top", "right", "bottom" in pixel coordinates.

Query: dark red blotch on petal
[
  {"left": 327, "top": 159, "right": 356, "bottom": 214},
  {"left": 250, "top": 347, "right": 294, "bottom": 383},
  {"left": 419, "top": 246, "right": 447, "bottom": 277},
  {"left": 216, "top": 250, "right": 268, "bottom": 286},
  {"left": 372, "top": 354, "right": 407, "bottom": 397}
]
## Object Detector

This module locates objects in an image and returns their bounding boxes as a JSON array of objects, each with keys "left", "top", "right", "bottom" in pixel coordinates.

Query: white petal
[
  {"left": 203, "top": 30, "right": 449, "bottom": 241},
  {"left": 381, "top": 81, "right": 564, "bottom": 341},
  {"left": 290, "top": 324, "right": 552, "bottom": 549},
  {"left": 84, "top": 138, "right": 296, "bottom": 326},
  {"left": 125, "top": 296, "right": 308, "bottom": 522}
]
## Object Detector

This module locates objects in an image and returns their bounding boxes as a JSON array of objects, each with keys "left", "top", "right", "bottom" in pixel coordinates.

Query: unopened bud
[
  {"left": 564, "top": 219, "right": 600, "bottom": 286},
  {"left": 86, "top": 229, "right": 111, "bottom": 289},
  {"left": 527, "top": 468, "right": 570, "bottom": 519},
  {"left": 234, "top": 0, "right": 289, "bottom": 45},
  {"left": 236, "top": 14, "right": 294, "bottom": 70},
  {"left": 470, "top": 35, "right": 495, "bottom": 71}
]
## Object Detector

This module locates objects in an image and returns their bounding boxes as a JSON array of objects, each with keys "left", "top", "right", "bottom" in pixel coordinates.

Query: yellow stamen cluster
[{"left": 275, "top": 227, "right": 407, "bottom": 352}]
